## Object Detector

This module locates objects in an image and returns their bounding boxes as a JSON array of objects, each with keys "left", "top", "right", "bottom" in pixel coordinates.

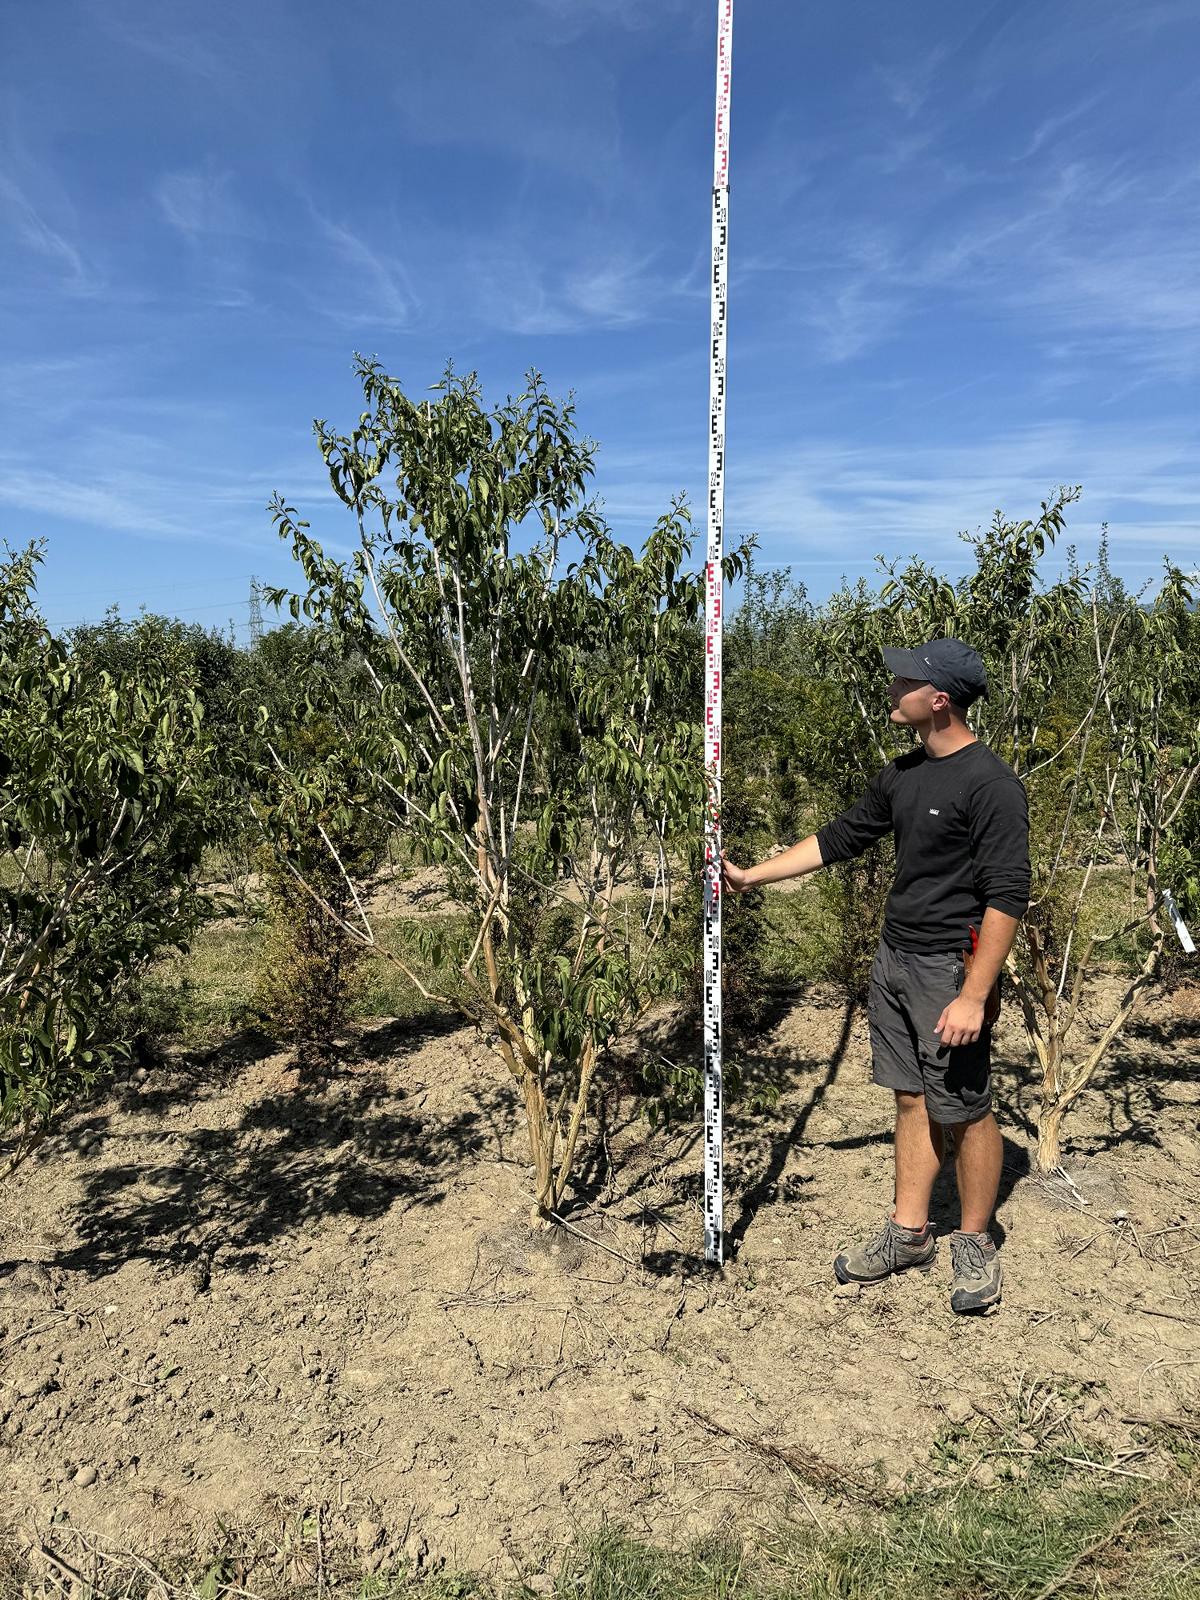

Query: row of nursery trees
[{"left": 2, "top": 360, "right": 1198, "bottom": 1221}]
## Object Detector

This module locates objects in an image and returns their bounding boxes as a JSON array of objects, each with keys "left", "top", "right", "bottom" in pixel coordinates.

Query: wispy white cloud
[
  {"left": 0, "top": 431, "right": 338, "bottom": 556},
  {"left": 473, "top": 243, "right": 702, "bottom": 336},
  {"left": 0, "top": 466, "right": 206, "bottom": 542},
  {"left": 728, "top": 424, "right": 1200, "bottom": 578},
  {"left": 307, "top": 210, "right": 419, "bottom": 331},
  {"left": 908, "top": 157, "right": 1200, "bottom": 374},
  {"left": 872, "top": 54, "right": 949, "bottom": 122},
  {"left": 527, "top": 0, "right": 703, "bottom": 43},
  {"left": 739, "top": 120, "right": 1200, "bottom": 379},
  {"left": 156, "top": 166, "right": 247, "bottom": 237},
  {"left": 390, "top": 13, "right": 625, "bottom": 188},
  {"left": 1017, "top": 93, "right": 1104, "bottom": 161},
  {"left": 585, "top": 417, "right": 1199, "bottom": 589},
  {"left": 95, "top": 2, "right": 244, "bottom": 88},
  {"left": 0, "top": 170, "right": 89, "bottom": 286},
  {"left": 800, "top": 277, "right": 905, "bottom": 364}
]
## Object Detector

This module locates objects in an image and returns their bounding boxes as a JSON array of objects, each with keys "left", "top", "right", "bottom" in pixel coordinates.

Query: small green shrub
[{"left": 253, "top": 719, "right": 383, "bottom": 1060}]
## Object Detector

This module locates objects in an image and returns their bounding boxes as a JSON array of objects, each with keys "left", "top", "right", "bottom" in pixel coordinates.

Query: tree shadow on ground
[
  {"left": 39, "top": 1013, "right": 492, "bottom": 1286},
  {"left": 996, "top": 1019, "right": 1198, "bottom": 1167},
  {"left": 725, "top": 992, "right": 859, "bottom": 1254},
  {"left": 636, "top": 989, "right": 862, "bottom": 1278},
  {"left": 558, "top": 1074, "right": 663, "bottom": 1216},
  {"left": 561, "top": 989, "right": 792, "bottom": 1221},
  {"left": 1123, "top": 1013, "right": 1200, "bottom": 1049},
  {"left": 925, "top": 1135, "right": 1028, "bottom": 1247},
  {"left": 334, "top": 1008, "right": 469, "bottom": 1066}
]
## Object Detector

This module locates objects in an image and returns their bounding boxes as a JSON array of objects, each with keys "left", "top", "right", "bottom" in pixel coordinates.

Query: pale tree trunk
[
  {"left": 519, "top": 1030, "right": 601, "bottom": 1223},
  {"left": 1025, "top": 926, "right": 1066, "bottom": 1172},
  {"left": 1011, "top": 910, "right": 1165, "bottom": 1174},
  {"left": 1037, "top": 1102, "right": 1066, "bottom": 1173},
  {"left": 549, "top": 1038, "right": 600, "bottom": 1213},
  {"left": 524, "top": 1072, "right": 554, "bottom": 1226}
]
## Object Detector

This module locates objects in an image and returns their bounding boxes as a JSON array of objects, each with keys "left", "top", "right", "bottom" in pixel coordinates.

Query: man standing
[{"left": 721, "top": 638, "right": 1029, "bottom": 1313}]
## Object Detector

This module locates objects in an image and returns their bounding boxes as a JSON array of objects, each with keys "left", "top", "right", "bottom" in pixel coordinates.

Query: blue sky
[{"left": 2, "top": 0, "right": 1198, "bottom": 643}]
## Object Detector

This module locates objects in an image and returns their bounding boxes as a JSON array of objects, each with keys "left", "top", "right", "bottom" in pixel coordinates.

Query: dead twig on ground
[
  {"left": 659, "top": 1291, "right": 687, "bottom": 1352},
  {"left": 315, "top": 1502, "right": 326, "bottom": 1600},
  {"left": 682, "top": 1404, "right": 887, "bottom": 1507},
  {"left": 1031, "top": 1492, "right": 1159, "bottom": 1600},
  {"left": 1131, "top": 1304, "right": 1200, "bottom": 1326},
  {"left": 1058, "top": 1455, "right": 1156, "bottom": 1481},
  {"left": 435, "top": 1289, "right": 526, "bottom": 1311},
  {"left": 1122, "top": 1412, "right": 1200, "bottom": 1436},
  {"left": 639, "top": 1205, "right": 687, "bottom": 1247},
  {"left": 36, "top": 1544, "right": 89, "bottom": 1594},
  {"left": 542, "top": 1205, "right": 640, "bottom": 1270},
  {"left": 0, "top": 1311, "right": 70, "bottom": 1358}
]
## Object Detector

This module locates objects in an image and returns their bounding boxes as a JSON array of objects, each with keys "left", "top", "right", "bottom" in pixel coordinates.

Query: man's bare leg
[
  {"left": 833, "top": 1090, "right": 942, "bottom": 1282},
  {"left": 951, "top": 1110, "right": 1003, "bottom": 1234},
  {"left": 892, "top": 1090, "right": 945, "bottom": 1230}
]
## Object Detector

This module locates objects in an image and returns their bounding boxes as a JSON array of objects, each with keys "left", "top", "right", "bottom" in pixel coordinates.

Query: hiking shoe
[
  {"left": 949, "top": 1230, "right": 1003, "bottom": 1314},
  {"left": 833, "top": 1216, "right": 937, "bottom": 1284}
]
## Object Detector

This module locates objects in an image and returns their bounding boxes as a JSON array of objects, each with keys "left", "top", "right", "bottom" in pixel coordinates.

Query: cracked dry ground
[{"left": 1, "top": 982, "right": 1197, "bottom": 1579}]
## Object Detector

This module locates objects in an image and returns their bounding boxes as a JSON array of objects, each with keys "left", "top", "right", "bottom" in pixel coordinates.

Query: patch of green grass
[
  {"left": 4, "top": 1447, "right": 1195, "bottom": 1600},
  {"left": 760, "top": 1480, "right": 1190, "bottom": 1599},
  {"left": 561, "top": 1529, "right": 747, "bottom": 1600},
  {"left": 554, "top": 1453, "right": 1197, "bottom": 1600},
  {"left": 136, "top": 909, "right": 469, "bottom": 1051},
  {"left": 355, "top": 912, "right": 474, "bottom": 1026},
  {"left": 137, "top": 920, "right": 267, "bottom": 1047}
]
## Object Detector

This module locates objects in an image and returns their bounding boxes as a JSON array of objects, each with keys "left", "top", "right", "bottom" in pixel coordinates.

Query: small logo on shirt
[{"left": 928, "top": 808, "right": 940, "bottom": 815}]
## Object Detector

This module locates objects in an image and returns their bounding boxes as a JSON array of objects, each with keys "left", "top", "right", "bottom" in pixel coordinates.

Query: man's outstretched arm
[
  {"left": 721, "top": 834, "right": 825, "bottom": 894},
  {"left": 723, "top": 765, "right": 894, "bottom": 895}
]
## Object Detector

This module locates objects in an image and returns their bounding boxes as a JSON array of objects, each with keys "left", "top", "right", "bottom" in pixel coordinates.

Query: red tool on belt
[{"left": 962, "top": 924, "right": 1001, "bottom": 1027}]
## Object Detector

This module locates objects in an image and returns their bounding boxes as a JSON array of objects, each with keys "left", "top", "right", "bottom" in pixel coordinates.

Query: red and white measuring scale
[{"left": 703, "top": 0, "right": 733, "bottom": 1266}]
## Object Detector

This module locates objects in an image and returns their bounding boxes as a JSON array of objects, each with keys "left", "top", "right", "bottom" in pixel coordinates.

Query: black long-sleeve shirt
[{"left": 815, "top": 741, "right": 1030, "bottom": 955}]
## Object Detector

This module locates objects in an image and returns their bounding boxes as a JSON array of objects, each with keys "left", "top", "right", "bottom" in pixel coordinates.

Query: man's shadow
[{"left": 726, "top": 994, "right": 859, "bottom": 1253}]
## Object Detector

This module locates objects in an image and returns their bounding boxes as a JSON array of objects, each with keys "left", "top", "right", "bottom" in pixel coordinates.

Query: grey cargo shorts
[{"left": 867, "top": 939, "right": 992, "bottom": 1124}]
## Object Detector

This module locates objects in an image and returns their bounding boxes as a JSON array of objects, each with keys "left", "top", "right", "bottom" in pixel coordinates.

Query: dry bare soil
[{"left": 2, "top": 981, "right": 1198, "bottom": 1582}]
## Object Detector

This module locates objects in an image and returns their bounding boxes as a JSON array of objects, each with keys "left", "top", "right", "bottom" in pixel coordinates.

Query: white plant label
[
  {"left": 1163, "top": 888, "right": 1196, "bottom": 954},
  {"left": 703, "top": 0, "right": 733, "bottom": 1267}
]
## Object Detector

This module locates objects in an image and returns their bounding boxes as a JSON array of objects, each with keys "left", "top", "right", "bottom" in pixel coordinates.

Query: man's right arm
[
  {"left": 722, "top": 835, "right": 825, "bottom": 893},
  {"left": 722, "top": 766, "right": 894, "bottom": 894}
]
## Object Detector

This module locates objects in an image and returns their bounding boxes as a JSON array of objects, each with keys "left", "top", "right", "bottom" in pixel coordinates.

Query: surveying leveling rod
[{"left": 703, "top": 0, "right": 733, "bottom": 1266}]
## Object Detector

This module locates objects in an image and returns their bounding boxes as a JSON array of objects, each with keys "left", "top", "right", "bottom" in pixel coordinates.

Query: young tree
[
  {"left": 0, "top": 544, "right": 229, "bottom": 1172},
  {"left": 258, "top": 361, "right": 747, "bottom": 1221},
  {"left": 1012, "top": 566, "right": 1200, "bottom": 1169},
  {"left": 67, "top": 607, "right": 249, "bottom": 737},
  {"left": 253, "top": 716, "right": 384, "bottom": 1058}
]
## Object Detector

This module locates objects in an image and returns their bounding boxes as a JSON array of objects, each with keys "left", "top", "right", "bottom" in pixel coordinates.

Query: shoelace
[
  {"left": 865, "top": 1220, "right": 902, "bottom": 1268},
  {"left": 951, "top": 1234, "right": 991, "bottom": 1280}
]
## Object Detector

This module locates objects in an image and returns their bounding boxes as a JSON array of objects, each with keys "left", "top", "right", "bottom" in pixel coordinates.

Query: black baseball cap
[{"left": 881, "top": 638, "right": 989, "bottom": 707}]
